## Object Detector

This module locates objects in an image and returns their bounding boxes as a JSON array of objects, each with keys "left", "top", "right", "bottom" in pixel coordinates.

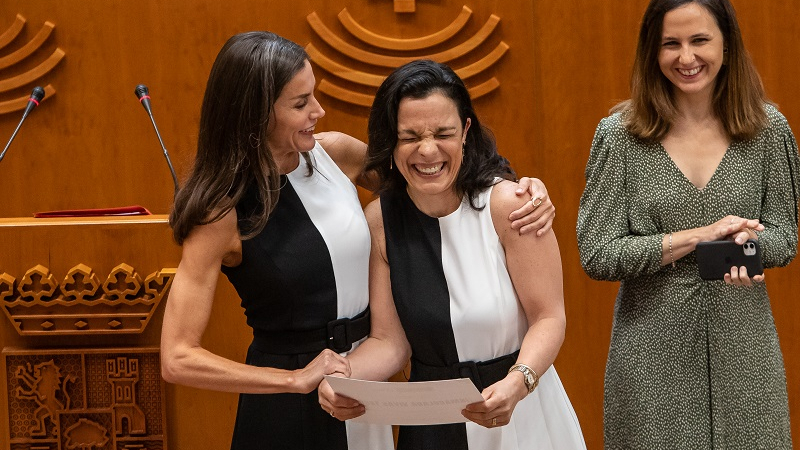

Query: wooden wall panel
[{"left": 0, "top": 1, "right": 797, "bottom": 449}]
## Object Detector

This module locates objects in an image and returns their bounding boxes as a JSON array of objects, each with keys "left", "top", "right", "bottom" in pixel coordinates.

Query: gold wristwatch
[{"left": 508, "top": 363, "right": 539, "bottom": 394}]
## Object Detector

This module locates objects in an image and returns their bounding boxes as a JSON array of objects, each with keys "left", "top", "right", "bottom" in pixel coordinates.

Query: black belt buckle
[
  {"left": 453, "top": 360, "right": 483, "bottom": 391},
  {"left": 326, "top": 317, "right": 351, "bottom": 353}
]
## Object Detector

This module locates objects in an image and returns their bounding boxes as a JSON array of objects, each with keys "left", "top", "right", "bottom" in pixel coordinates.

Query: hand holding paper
[
  {"left": 323, "top": 376, "right": 484, "bottom": 425},
  {"left": 319, "top": 376, "right": 365, "bottom": 421}
]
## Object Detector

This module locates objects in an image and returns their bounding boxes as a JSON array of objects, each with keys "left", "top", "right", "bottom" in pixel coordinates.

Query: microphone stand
[
  {"left": 0, "top": 114, "right": 31, "bottom": 164},
  {"left": 134, "top": 85, "right": 179, "bottom": 197},
  {"left": 0, "top": 90, "right": 43, "bottom": 164},
  {"left": 144, "top": 108, "right": 179, "bottom": 197},
  {"left": 0, "top": 109, "right": 38, "bottom": 161}
]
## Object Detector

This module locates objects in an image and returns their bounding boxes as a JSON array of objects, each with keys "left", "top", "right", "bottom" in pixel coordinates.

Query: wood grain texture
[{"left": 0, "top": 1, "right": 797, "bottom": 449}]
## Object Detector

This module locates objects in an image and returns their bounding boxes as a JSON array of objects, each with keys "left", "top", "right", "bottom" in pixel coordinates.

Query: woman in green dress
[{"left": 577, "top": 0, "right": 798, "bottom": 448}]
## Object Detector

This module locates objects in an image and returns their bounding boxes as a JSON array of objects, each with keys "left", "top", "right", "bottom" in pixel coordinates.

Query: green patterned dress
[{"left": 577, "top": 104, "right": 798, "bottom": 449}]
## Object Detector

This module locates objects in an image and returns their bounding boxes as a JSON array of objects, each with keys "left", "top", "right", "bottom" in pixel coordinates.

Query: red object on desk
[{"left": 33, "top": 205, "right": 152, "bottom": 218}]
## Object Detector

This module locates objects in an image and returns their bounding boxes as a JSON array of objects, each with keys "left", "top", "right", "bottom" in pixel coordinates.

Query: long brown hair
[
  {"left": 170, "top": 32, "right": 308, "bottom": 245},
  {"left": 615, "top": 0, "right": 768, "bottom": 141}
]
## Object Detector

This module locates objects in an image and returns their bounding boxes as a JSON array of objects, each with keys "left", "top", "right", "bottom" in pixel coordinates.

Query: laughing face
[
  {"left": 658, "top": 2, "right": 725, "bottom": 101},
  {"left": 393, "top": 91, "right": 471, "bottom": 216},
  {"left": 267, "top": 59, "right": 325, "bottom": 172}
]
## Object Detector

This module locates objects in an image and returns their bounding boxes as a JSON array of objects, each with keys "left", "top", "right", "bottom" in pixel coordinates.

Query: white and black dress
[
  {"left": 221, "top": 143, "right": 393, "bottom": 450},
  {"left": 381, "top": 186, "right": 587, "bottom": 450}
]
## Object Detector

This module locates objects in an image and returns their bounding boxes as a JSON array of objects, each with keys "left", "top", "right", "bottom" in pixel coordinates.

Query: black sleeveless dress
[{"left": 221, "top": 144, "right": 392, "bottom": 450}]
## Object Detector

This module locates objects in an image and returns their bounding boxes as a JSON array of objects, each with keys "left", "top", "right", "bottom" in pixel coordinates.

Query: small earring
[{"left": 389, "top": 157, "right": 393, "bottom": 170}]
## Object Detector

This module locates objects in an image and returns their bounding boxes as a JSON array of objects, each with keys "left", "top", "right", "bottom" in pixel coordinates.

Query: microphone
[
  {"left": 0, "top": 86, "right": 46, "bottom": 164},
  {"left": 135, "top": 84, "right": 152, "bottom": 114},
  {"left": 134, "top": 84, "right": 179, "bottom": 196}
]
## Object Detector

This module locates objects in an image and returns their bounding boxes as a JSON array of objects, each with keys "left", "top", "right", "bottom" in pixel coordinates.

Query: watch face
[
  {"left": 524, "top": 372, "right": 534, "bottom": 391},
  {"left": 511, "top": 365, "right": 535, "bottom": 393}
]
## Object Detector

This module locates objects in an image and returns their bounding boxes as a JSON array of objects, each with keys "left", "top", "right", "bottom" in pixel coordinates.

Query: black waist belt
[
  {"left": 410, "top": 349, "right": 520, "bottom": 392},
  {"left": 251, "top": 307, "right": 370, "bottom": 355}
]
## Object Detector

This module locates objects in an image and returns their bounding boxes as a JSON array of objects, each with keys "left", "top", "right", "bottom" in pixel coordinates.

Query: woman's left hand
[
  {"left": 318, "top": 376, "right": 365, "bottom": 421},
  {"left": 509, "top": 177, "right": 555, "bottom": 236},
  {"left": 724, "top": 265, "right": 765, "bottom": 287},
  {"left": 461, "top": 373, "right": 527, "bottom": 428},
  {"left": 726, "top": 217, "right": 763, "bottom": 245}
]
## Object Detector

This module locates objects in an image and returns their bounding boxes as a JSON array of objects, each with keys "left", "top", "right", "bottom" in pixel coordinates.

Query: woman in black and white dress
[{"left": 320, "top": 60, "right": 586, "bottom": 450}]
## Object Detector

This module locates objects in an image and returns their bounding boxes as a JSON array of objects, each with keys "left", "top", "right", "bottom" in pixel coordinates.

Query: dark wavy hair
[
  {"left": 170, "top": 32, "right": 309, "bottom": 245},
  {"left": 364, "top": 60, "right": 514, "bottom": 210},
  {"left": 614, "top": 0, "right": 768, "bottom": 141}
]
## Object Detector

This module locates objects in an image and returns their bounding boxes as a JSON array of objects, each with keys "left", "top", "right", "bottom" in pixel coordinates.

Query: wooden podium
[{"left": 0, "top": 215, "right": 179, "bottom": 450}]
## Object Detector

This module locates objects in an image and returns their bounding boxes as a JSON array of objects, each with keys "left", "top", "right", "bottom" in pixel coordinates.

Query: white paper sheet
[{"left": 324, "top": 376, "right": 484, "bottom": 425}]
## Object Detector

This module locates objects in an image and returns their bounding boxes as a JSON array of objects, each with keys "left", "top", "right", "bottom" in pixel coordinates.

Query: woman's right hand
[
  {"left": 318, "top": 377, "right": 365, "bottom": 421},
  {"left": 462, "top": 373, "right": 527, "bottom": 428},
  {"left": 293, "top": 349, "right": 352, "bottom": 394}
]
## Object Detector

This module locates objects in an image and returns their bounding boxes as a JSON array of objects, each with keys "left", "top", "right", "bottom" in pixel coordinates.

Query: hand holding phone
[{"left": 696, "top": 239, "right": 763, "bottom": 281}]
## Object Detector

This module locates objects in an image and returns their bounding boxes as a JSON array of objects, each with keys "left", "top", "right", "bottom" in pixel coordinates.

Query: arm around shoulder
[{"left": 315, "top": 131, "right": 372, "bottom": 187}]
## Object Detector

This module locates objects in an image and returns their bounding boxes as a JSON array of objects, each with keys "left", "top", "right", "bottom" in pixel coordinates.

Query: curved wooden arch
[
  {"left": 306, "top": 44, "right": 385, "bottom": 87},
  {"left": 308, "top": 12, "right": 501, "bottom": 67},
  {"left": 338, "top": 6, "right": 471, "bottom": 51},
  {"left": 0, "top": 84, "right": 55, "bottom": 115},
  {"left": 0, "top": 48, "right": 65, "bottom": 93},
  {"left": 468, "top": 77, "right": 500, "bottom": 99},
  {"left": 0, "top": 14, "right": 25, "bottom": 50},
  {"left": 309, "top": 40, "right": 507, "bottom": 88},
  {"left": 454, "top": 42, "right": 509, "bottom": 80},
  {"left": 317, "top": 77, "right": 500, "bottom": 108},
  {"left": 318, "top": 79, "right": 374, "bottom": 107},
  {"left": 0, "top": 21, "right": 55, "bottom": 70}
]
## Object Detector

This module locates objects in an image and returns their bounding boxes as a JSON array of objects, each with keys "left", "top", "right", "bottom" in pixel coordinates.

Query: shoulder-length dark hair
[
  {"left": 170, "top": 32, "right": 308, "bottom": 245},
  {"left": 615, "top": 0, "right": 768, "bottom": 141},
  {"left": 364, "top": 59, "right": 514, "bottom": 210}
]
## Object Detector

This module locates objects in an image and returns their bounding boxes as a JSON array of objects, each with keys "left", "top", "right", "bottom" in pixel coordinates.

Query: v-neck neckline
[{"left": 656, "top": 141, "right": 735, "bottom": 193}]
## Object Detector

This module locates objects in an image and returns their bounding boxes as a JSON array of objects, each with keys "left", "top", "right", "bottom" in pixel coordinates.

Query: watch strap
[{"left": 508, "top": 363, "right": 539, "bottom": 394}]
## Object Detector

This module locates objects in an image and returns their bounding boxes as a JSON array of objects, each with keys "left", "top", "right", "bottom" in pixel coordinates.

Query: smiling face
[
  {"left": 393, "top": 91, "right": 471, "bottom": 216},
  {"left": 267, "top": 60, "right": 325, "bottom": 172},
  {"left": 658, "top": 2, "right": 725, "bottom": 102}
]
